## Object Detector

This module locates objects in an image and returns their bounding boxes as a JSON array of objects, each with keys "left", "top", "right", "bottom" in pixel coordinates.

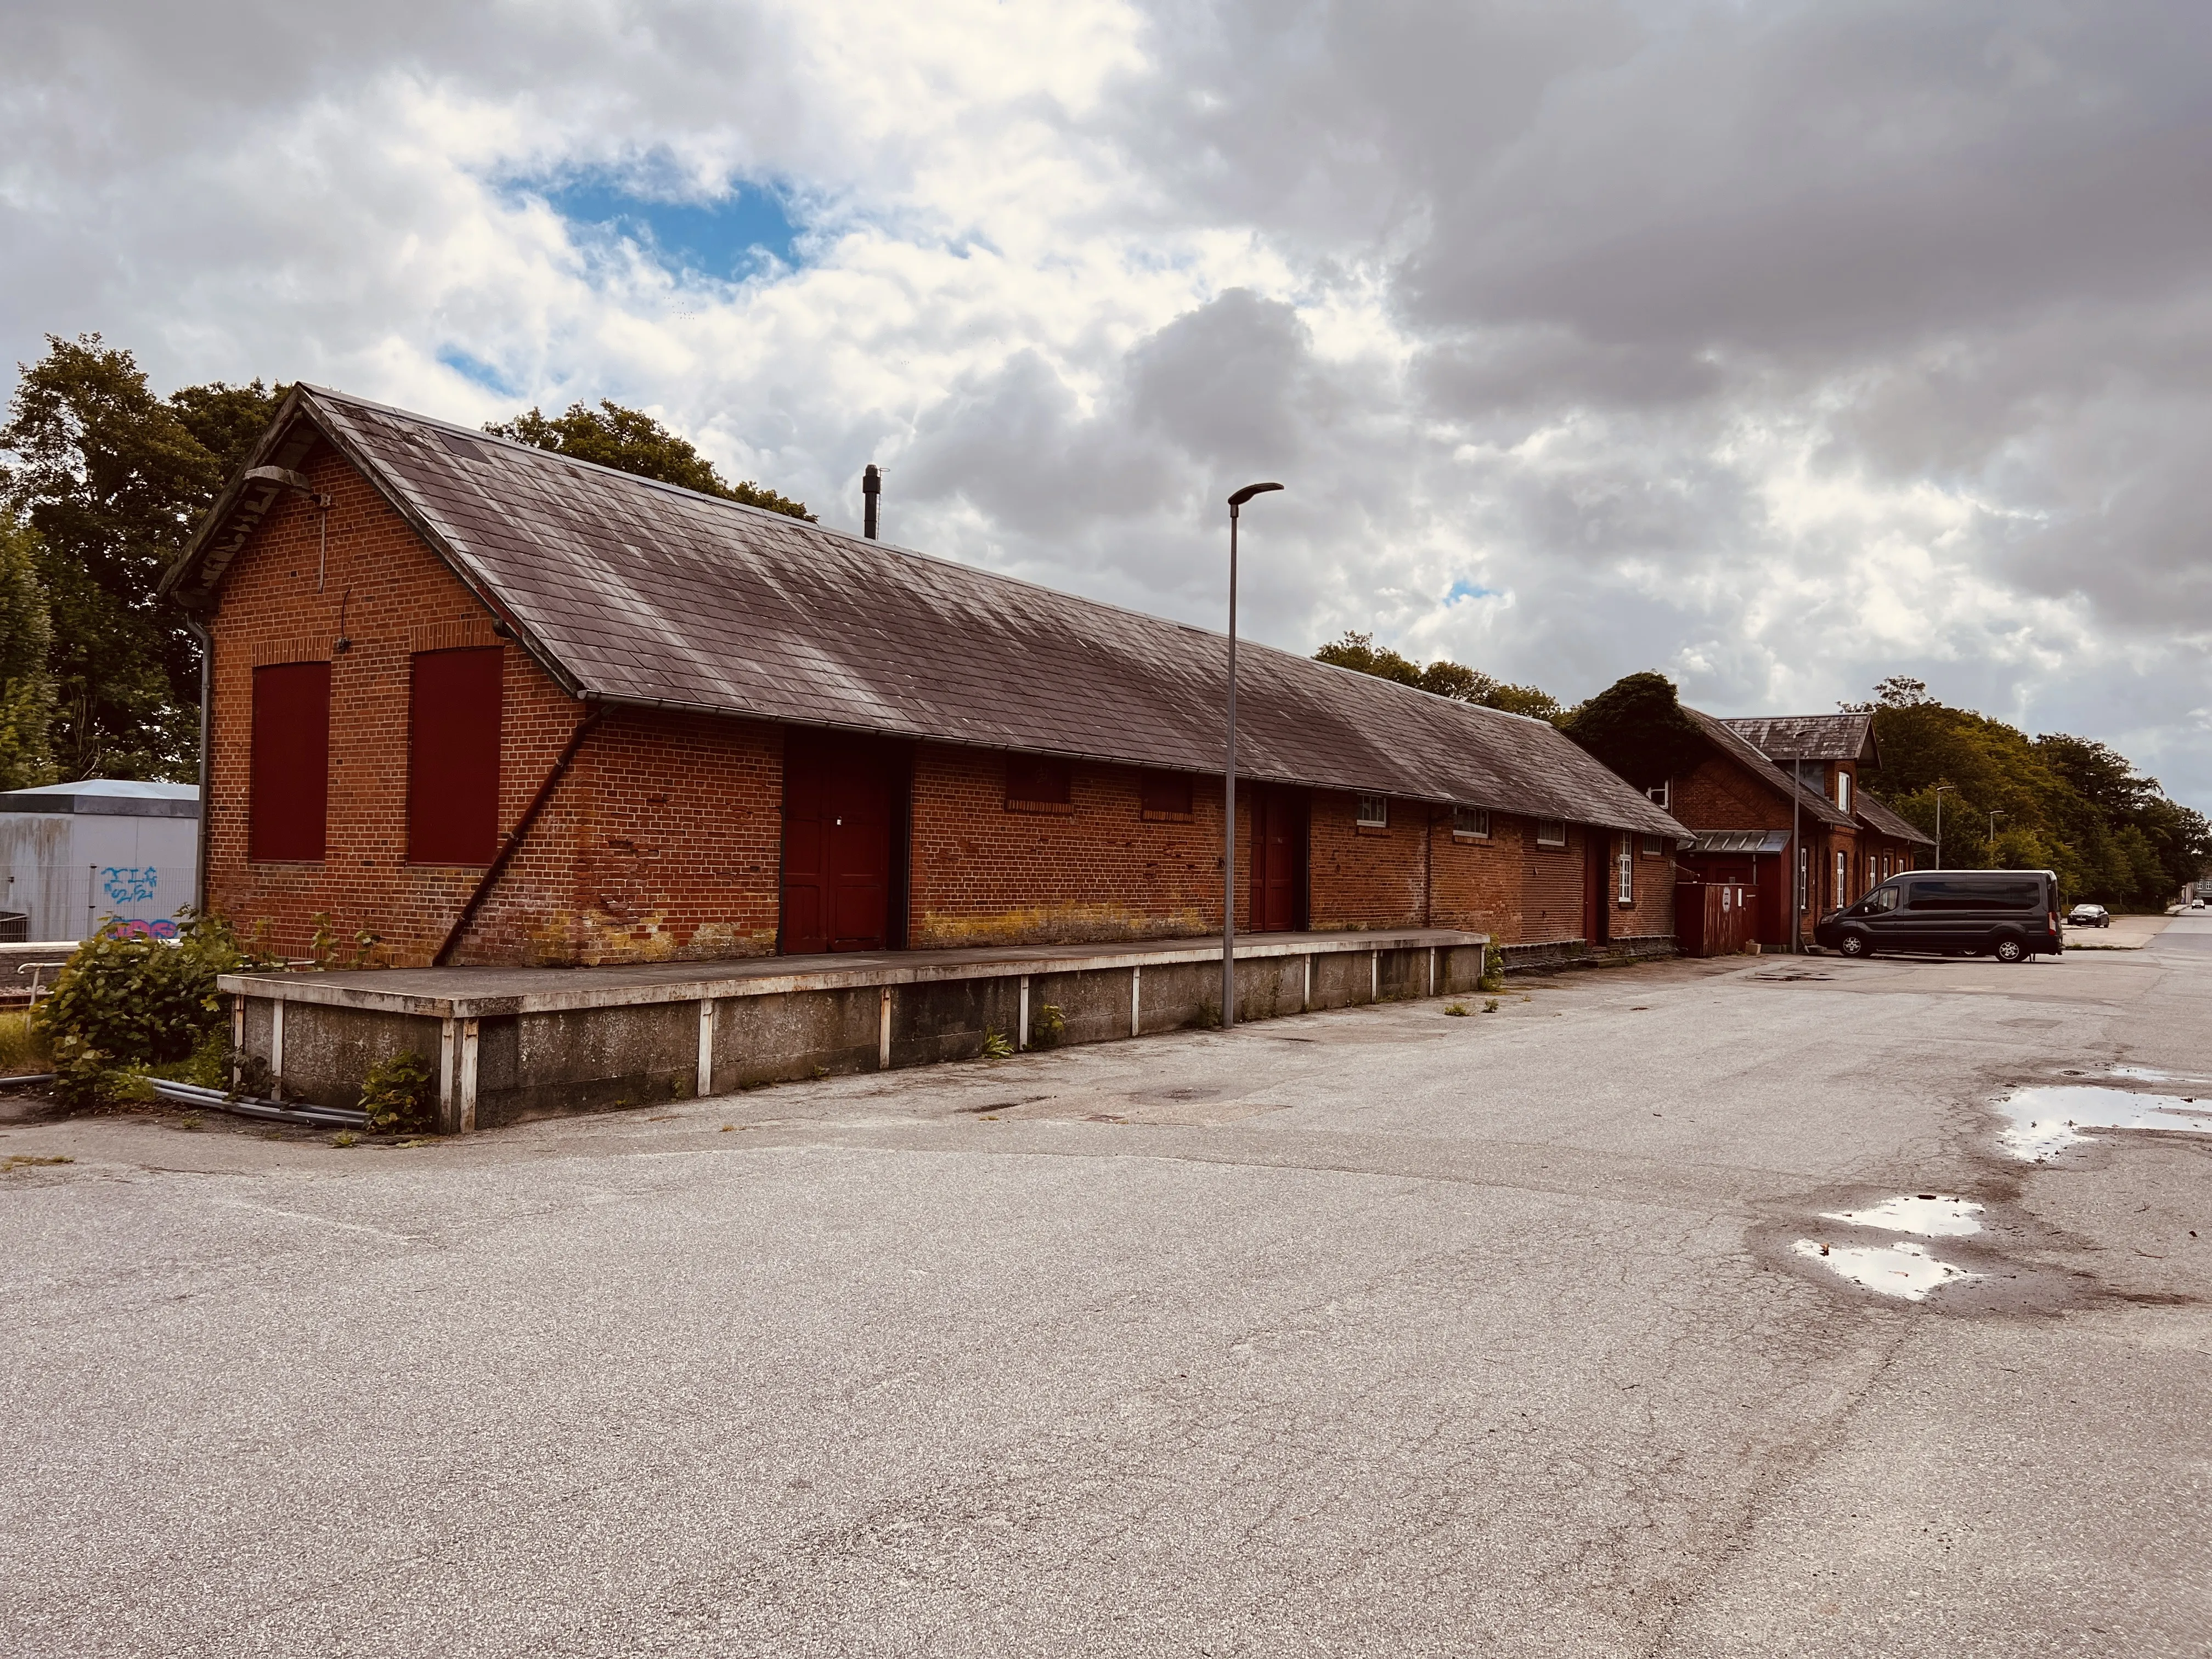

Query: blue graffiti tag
[{"left": 100, "top": 866, "right": 160, "bottom": 905}]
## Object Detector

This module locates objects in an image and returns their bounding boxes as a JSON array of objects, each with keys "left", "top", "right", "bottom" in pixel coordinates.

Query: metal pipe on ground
[{"left": 149, "top": 1078, "right": 368, "bottom": 1130}]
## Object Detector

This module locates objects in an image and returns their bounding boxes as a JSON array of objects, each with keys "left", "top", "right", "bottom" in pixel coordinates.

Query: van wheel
[
  {"left": 1992, "top": 935, "right": 2027, "bottom": 964},
  {"left": 1838, "top": 933, "right": 1871, "bottom": 958}
]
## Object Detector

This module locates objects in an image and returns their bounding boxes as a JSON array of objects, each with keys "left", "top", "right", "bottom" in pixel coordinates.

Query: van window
[
  {"left": 1857, "top": 885, "right": 1899, "bottom": 915},
  {"left": 1907, "top": 877, "right": 2043, "bottom": 912}
]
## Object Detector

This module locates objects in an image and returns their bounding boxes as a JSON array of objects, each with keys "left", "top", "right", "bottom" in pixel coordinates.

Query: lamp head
[{"left": 1227, "top": 481, "right": 1284, "bottom": 509}]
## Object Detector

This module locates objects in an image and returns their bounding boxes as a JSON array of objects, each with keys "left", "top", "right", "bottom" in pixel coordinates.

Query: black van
[{"left": 1815, "top": 870, "right": 2061, "bottom": 963}]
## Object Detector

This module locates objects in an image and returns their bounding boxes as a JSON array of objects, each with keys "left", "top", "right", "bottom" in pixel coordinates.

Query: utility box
[{"left": 0, "top": 781, "right": 201, "bottom": 942}]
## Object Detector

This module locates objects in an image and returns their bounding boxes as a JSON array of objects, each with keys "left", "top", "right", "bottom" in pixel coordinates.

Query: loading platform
[{"left": 220, "top": 928, "right": 1491, "bottom": 1133}]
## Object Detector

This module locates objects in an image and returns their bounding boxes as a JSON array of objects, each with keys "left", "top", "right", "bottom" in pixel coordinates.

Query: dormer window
[{"left": 1835, "top": 771, "right": 1853, "bottom": 812}]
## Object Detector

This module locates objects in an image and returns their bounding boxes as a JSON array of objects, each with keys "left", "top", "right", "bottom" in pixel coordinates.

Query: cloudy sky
[{"left": 7, "top": 1, "right": 2211, "bottom": 803}]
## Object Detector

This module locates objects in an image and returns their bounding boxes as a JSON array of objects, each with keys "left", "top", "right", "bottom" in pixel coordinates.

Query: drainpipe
[
  {"left": 1791, "top": 759, "right": 1802, "bottom": 954},
  {"left": 185, "top": 613, "right": 212, "bottom": 917}
]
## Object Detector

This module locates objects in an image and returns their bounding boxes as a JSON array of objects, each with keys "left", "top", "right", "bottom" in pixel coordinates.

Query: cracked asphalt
[{"left": 3, "top": 921, "right": 2209, "bottom": 1657}]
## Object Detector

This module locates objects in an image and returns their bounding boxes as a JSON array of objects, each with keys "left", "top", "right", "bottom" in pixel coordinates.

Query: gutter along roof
[{"left": 166, "top": 386, "right": 1688, "bottom": 839}]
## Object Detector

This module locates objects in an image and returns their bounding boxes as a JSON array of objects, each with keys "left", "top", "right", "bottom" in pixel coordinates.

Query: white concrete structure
[{"left": 0, "top": 780, "right": 200, "bottom": 942}]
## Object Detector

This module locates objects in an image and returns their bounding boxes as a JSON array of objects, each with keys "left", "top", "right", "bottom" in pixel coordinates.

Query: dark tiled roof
[
  {"left": 1721, "top": 712, "right": 1877, "bottom": 763},
  {"left": 1682, "top": 708, "right": 1857, "bottom": 829},
  {"left": 168, "top": 387, "right": 1689, "bottom": 838},
  {"left": 1855, "top": 791, "right": 1935, "bottom": 847}
]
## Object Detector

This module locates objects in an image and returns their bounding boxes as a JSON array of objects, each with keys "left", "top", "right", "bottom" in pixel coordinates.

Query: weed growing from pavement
[
  {"left": 359, "top": 1051, "right": 435, "bottom": 1136},
  {"left": 177, "top": 1114, "right": 202, "bottom": 1131},
  {"left": 331, "top": 1131, "right": 358, "bottom": 1149},
  {"left": 1030, "top": 1003, "right": 1066, "bottom": 1048},
  {"left": 2, "top": 1154, "right": 72, "bottom": 1172},
  {"left": 1444, "top": 1003, "right": 1470, "bottom": 1017},
  {"left": 1485, "top": 998, "right": 1502, "bottom": 1013},
  {"left": 980, "top": 1029, "right": 1014, "bottom": 1060}
]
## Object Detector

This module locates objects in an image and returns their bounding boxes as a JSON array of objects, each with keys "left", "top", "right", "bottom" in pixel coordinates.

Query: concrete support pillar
[
  {"left": 269, "top": 1000, "right": 286, "bottom": 1101},
  {"left": 456, "top": 1018, "right": 479, "bottom": 1134},
  {"left": 1018, "top": 975, "right": 1030, "bottom": 1051},
  {"left": 1131, "top": 965, "right": 1143, "bottom": 1036},
  {"left": 438, "top": 1017, "right": 458, "bottom": 1135},
  {"left": 696, "top": 999, "right": 715, "bottom": 1099},
  {"left": 230, "top": 997, "right": 245, "bottom": 1091},
  {"left": 1302, "top": 953, "right": 1312, "bottom": 1012},
  {"left": 878, "top": 986, "right": 893, "bottom": 1070},
  {"left": 1371, "top": 951, "right": 1380, "bottom": 1003}
]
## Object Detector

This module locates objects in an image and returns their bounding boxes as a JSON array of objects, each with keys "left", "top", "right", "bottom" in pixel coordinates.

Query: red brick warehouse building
[
  {"left": 162, "top": 387, "right": 1689, "bottom": 973},
  {"left": 1663, "top": 711, "right": 1932, "bottom": 952}
]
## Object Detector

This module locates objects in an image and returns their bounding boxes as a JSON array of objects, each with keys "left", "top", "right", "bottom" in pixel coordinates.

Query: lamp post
[
  {"left": 1988, "top": 809, "right": 2003, "bottom": 846},
  {"left": 1221, "top": 481, "right": 1283, "bottom": 1031},
  {"left": 1933, "top": 784, "right": 1952, "bottom": 868}
]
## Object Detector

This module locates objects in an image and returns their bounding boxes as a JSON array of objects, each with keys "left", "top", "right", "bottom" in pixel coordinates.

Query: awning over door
[{"left": 1689, "top": 830, "right": 1792, "bottom": 855}]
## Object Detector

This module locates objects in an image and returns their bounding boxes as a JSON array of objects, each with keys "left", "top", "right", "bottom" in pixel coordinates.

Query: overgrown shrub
[
  {"left": 1029, "top": 1002, "right": 1065, "bottom": 1048},
  {"left": 1477, "top": 945, "right": 1505, "bottom": 992},
  {"left": 33, "top": 912, "right": 276, "bottom": 1107},
  {"left": 359, "top": 1050, "right": 435, "bottom": 1135}
]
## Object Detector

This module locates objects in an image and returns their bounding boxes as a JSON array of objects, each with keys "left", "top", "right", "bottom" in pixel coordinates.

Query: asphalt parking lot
[{"left": 3, "top": 923, "right": 2209, "bottom": 1657}]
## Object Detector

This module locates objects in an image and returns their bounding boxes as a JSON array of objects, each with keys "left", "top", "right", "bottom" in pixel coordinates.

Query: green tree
[
  {"left": 1559, "top": 671, "right": 1710, "bottom": 791},
  {"left": 486, "top": 400, "right": 814, "bottom": 520},
  {"left": 0, "top": 512, "right": 57, "bottom": 789},
  {"left": 1313, "top": 631, "right": 1563, "bottom": 721},
  {"left": 0, "top": 338, "right": 284, "bottom": 782}
]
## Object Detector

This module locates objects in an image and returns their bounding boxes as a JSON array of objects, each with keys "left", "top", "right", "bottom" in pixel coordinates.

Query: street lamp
[
  {"left": 1988, "top": 809, "right": 2004, "bottom": 845},
  {"left": 1221, "top": 481, "right": 1283, "bottom": 1031},
  {"left": 1933, "top": 784, "right": 1952, "bottom": 868}
]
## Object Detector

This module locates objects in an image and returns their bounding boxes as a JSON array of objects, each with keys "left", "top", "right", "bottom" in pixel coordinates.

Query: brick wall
[
  {"left": 205, "top": 443, "right": 1672, "bottom": 963},
  {"left": 207, "top": 437, "right": 587, "bottom": 964}
]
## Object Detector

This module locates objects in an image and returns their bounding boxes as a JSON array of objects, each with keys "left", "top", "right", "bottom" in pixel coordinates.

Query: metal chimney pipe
[{"left": 862, "top": 464, "right": 881, "bottom": 539}]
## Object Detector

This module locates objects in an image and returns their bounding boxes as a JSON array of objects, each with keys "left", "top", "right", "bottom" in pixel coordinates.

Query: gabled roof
[
  {"left": 1855, "top": 791, "right": 1935, "bottom": 847},
  {"left": 1722, "top": 712, "right": 1877, "bottom": 764},
  {"left": 1682, "top": 708, "right": 1857, "bottom": 829},
  {"left": 165, "top": 386, "right": 1688, "bottom": 839}
]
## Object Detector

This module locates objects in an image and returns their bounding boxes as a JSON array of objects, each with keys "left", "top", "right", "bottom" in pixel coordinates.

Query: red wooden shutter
[
  {"left": 408, "top": 648, "right": 503, "bottom": 865},
  {"left": 250, "top": 662, "right": 331, "bottom": 862}
]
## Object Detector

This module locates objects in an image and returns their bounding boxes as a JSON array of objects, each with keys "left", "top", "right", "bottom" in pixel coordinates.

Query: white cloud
[{"left": 6, "top": 0, "right": 2212, "bottom": 805}]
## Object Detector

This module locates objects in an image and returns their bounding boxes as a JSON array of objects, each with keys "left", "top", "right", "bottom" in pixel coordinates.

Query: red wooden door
[
  {"left": 1249, "top": 787, "right": 1306, "bottom": 932},
  {"left": 1583, "top": 830, "right": 1607, "bottom": 944},
  {"left": 782, "top": 737, "right": 899, "bottom": 953}
]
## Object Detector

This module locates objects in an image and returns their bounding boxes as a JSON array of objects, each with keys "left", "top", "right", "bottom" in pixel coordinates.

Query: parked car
[
  {"left": 1815, "top": 870, "right": 2062, "bottom": 963},
  {"left": 2066, "top": 903, "right": 2111, "bottom": 928}
]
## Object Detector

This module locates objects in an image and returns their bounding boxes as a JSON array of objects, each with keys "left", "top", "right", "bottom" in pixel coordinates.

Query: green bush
[
  {"left": 33, "top": 912, "right": 276, "bottom": 1107},
  {"left": 359, "top": 1051, "right": 435, "bottom": 1135}
]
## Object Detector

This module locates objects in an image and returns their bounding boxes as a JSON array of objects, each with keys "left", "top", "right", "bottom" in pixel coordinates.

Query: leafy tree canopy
[
  {"left": 1313, "top": 631, "right": 1564, "bottom": 723},
  {"left": 486, "top": 401, "right": 814, "bottom": 521},
  {"left": 1850, "top": 681, "right": 2211, "bottom": 907},
  {"left": 0, "top": 512, "right": 57, "bottom": 790},
  {"left": 1559, "top": 671, "right": 1709, "bottom": 791},
  {"left": 0, "top": 335, "right": 282, "bottom": 780}
]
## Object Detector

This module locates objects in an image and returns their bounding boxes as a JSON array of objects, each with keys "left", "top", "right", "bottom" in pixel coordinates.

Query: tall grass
[{"left": 0, "top": 1009, "right": 51, "bottom": 1077}]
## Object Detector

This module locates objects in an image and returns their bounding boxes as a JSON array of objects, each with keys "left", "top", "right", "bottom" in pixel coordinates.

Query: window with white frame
[
  {"left": 1836, "top": 770, "right": 1853, "bottom": 812},
  {"left": 1835, "top": 849, "right": 1847, "bottom": 907},
  {"left": 1641, "top": 834, "right": 1664, "bottom": 856},
  {"left": 1645, "top": 780, "right": 1670, "bottom": 810},
  {"left": 1536, "top": 817, "right": 1567, "bottom": 847},
  {"left": 1355, "top": 794, "right": 1389, "bottom": 828},
  {"left": 1452, "top": 805, "right": 1490, "bottom": 839},
  {"left": 1617, "top": 836, "right": 1634, "bottom": 903}
]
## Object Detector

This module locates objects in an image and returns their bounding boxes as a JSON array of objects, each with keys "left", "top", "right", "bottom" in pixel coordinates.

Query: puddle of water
[
  {"left": 1792, "top": 1238, "right": 1977, "bottom": 1301},
  {"left": 2103, "top": 1065, "right": 2212, "bottom": 1086},
  {"left": 1996, "top": 1085, "right": 2212, "bottom": 1161},
  {"left": 1819, "top": 1194, "right": 1983, "bottom": 1237}
]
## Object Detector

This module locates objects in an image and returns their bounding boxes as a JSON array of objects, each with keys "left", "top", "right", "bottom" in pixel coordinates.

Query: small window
[
  {"left": 1835, "top": 850, "right": 1847, "bottom": 907},
  {"left": 1139, "top": 770, "right": 1192, "bottom": 817},
  {"left": 250, "top": 661, "right": 331, "bottom": 862},
  {"left": 1645, "top": 781, "right": 1670, "bottom": 809},
  {"left": 1835, "top": 771, "right": 1853, "bottom": 812},
  {"left": 1616, "top": 838, "right": 1634, "bottom": 904},
  {"left": 1356, "top": 794, "right": 1389, "bottom": 828},
  {"left": 1006, "top": 754, "right": 1071, "bottom": 807},
  {"left": 1453, "top": 805, "right": 1491, "bottom": 839},
  {"left": 409, "top": 647, "right": 503, "bottom": 865},
  {"left": 1641, "top": 834, "right": 1663, "bottom": 857},
  {"left": 1536, "top": 818, "right": 1567, "bottom": 847}
]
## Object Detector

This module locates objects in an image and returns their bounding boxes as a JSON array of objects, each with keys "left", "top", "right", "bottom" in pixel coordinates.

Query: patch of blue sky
[
  {"left": 531, "top": 173, "right": 803, "bottom": 281},
  {"left": 1446, "top": 578, "right": 1502, "bottom": 605},
  {"left": 438, "top": 347, "right": 519, "bottom": 396}
]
